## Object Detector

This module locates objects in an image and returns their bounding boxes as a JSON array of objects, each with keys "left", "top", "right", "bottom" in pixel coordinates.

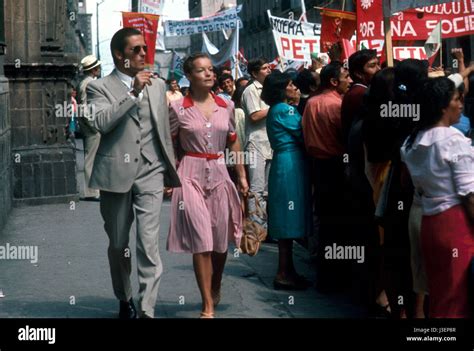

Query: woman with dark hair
[
  {"left": 166, "top": 53, "right": 249, "bottom": 318},
  {"left": 393, "top": 59, "right": 429, "bottom": 140},
  {"left": 361, "top": 68, "right": 396, "bottom": 317},
  {"left": 261, "top": 71, "right": 312, "bottom": 290},
  {"left": 401, "top": 77, "right": 474, "bottom": 318}
]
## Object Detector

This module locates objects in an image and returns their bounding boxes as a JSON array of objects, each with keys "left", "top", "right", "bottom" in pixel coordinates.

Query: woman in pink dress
[{"left": 166, "top": 53, "right": 249, "bottom": 318}]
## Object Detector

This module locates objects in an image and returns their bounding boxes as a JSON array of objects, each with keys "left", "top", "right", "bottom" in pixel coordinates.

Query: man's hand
[
  {"left": 164, "top": 187, "right": 173, "bottom": 198},
  {"left": 133, "top": 71, "right": 154, "bottom": 93},
  {"left": 238, "top": 176, "right": 249, "bottom": 197}
]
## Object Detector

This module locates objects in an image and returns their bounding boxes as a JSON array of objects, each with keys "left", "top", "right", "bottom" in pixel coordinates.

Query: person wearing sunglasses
[{"left": 86, "top": 27, "right": 181, "bottom": 319}]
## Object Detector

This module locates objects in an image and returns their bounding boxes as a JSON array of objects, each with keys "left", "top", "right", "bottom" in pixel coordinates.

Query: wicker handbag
[{"left": 240, "top": 193, "right": 267, "bottom": 256}]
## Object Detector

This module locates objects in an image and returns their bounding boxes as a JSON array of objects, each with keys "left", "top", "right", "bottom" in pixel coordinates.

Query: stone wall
[
  {"left": 4, "top": 0, "right": 83, "bottom": 206},
  {"left": 0, "top": 0, "right": 12, "bottom": 231}
]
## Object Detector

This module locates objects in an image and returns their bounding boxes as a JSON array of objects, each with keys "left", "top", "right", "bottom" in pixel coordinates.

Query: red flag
[
  {"left": 340, "top": 38, "right": 356, "bottom": 63},
  {"left": 320, "top": 9, "right": 356, "bottom": 53},
  {"left": 122, "top": 12, "right": 160, "bottom": 69}
]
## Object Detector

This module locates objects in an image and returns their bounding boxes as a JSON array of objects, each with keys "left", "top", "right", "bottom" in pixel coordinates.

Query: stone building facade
[
  {"left": 0, "top": 0, "right": 11, "bottom": 231},
  {"left": 3, "top": 0, "right": 89, "bottom": 207}
]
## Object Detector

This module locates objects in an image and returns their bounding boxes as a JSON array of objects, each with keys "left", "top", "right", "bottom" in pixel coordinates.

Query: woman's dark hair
[
  {"left": 320, "top": 61, "right": 343, "bottom": 90},
  {"left": 392, "top": 59, "right": 429, "bottom": 143},
  {"left": 110, "top": 27, "right": 143, "bottom": 64},
  {"left": 362, "top": 67, "right": 397, "bottom": 162},
  {"left": 405, "top": 77, "right": 456, "bottom": 149},
  {"left": 294, "top": 69, "right": 320, "bottom": 95},
  {"left": 232, "top": 85, "right": 246, "bottom": 109},
  {"left": 394, "top": 59, "right": 428, "bottom": 105},
  {"left": 348, "top": 49, "right": 377, "bottom": 82},
  {"left": 261, "top": 71, "right": 292, "bottom": 107},
  {"left": 183, "top": 53, "right": 211, "bottom": 75}
]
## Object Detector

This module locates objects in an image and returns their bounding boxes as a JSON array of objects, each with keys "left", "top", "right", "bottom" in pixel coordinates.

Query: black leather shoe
[{"left": 119, "top": 299, "right": 137, "bottom": 319}]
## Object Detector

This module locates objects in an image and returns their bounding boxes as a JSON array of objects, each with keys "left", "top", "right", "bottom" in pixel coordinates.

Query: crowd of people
[{"left": 74, "top": 26, "right": 474, "bottom": 319}]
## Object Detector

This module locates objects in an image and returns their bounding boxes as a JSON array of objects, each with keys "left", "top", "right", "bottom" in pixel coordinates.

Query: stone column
[{"left": 4, "top": 0, "right": 80, "bottom": 205}]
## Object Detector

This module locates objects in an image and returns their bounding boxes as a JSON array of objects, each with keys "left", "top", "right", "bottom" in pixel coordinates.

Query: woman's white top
[{"left": 401, "top": 127, "right": 474, "bottom": 215}]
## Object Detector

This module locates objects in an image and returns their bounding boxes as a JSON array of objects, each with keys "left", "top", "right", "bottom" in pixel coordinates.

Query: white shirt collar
[
  {"left": 252, "top": 80, "right": 263, "bottom": 89},
  {"left": 115, "top": 69, "right": 134, "bottom": 89}
]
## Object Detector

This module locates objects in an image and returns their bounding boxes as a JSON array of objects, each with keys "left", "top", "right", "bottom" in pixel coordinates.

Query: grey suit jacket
[
  {"left": 77, "top": 75, "right": 99, "bottom": 137},
  {"left": 86, "top": 69, "right": 181, "bottom": 192}
]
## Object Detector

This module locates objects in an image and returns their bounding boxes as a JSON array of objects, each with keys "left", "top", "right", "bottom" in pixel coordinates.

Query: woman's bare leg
[
  {"left": 211, "top": 251, "right": 227, "bottom": 305},
  {"left": 193, "top": 252, "right": 214, "bottom": 315}
]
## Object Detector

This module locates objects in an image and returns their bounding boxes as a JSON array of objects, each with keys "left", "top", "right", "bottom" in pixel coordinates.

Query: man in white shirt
[{"left": 241, "top": 58, "right": 272, "bottom": 226}]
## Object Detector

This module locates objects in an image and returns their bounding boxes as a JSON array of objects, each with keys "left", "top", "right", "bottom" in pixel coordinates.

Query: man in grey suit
[{"left": 87, "top": 27, "right": 181, "bottom": 319}]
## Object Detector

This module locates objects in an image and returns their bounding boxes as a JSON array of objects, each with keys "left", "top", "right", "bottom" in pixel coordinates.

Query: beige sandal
[{"left": 199, "top": 312, "right": 215, "bottom": 319}]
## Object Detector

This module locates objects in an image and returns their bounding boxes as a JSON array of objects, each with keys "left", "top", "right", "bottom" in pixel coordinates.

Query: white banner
[
  {"left": 139, "top": 0, "right": 165, "bottom": 15},
  {"left": 140, "top": 1, "right": 190, "bottom": 51},
  {"left": 201, "top": 29, "right": 239, "bottom": 67},
  {"left": 165, "top": 5, "right": 242, "bottom": 36},
  {"left": 267, "top": 10, "right": 321, "bottom": 62}
]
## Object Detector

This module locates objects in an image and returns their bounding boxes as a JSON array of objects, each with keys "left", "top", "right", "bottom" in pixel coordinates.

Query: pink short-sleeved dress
[{"left": 166, "top": 94, "right": 243, "bottom": 254}]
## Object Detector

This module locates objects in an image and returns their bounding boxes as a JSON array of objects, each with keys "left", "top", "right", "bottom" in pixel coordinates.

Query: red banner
[
  {"left": 357, "top": 0, "right": 474, "bottom": 53},
  {"left": 122, "top": 12, "right": 160, "bottom": 69},
  {"left": 320, "top": 9, "right": 357, "bottom": 53}
]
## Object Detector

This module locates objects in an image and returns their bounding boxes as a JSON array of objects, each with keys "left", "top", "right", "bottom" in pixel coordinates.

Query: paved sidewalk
[
  {"left": 0, "top": 200, "right": 366, "bottom": 318},
  {"left": 0, "top": 139, "right": 365, "bottom": 318}
]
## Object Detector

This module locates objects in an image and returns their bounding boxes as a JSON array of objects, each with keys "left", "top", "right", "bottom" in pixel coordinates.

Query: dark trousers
[{"left": 313, "top": 156, "right": 350, "bottom": 291}]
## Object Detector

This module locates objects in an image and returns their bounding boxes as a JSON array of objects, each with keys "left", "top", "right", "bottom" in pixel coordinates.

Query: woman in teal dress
[{"left": 261, "top": 71, "right": 312, "bottom": 290}]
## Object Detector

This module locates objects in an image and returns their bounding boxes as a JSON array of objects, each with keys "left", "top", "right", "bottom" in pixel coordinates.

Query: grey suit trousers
[
  {"left": 100, "top": 156, "right": 164, "bottom": 318},
  {"left": 82, "top": 132, "right": 101, "bottom": 198}
]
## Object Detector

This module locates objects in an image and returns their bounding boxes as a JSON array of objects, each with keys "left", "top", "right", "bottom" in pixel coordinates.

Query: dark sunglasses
[{"left": 131, "top": 45, "right": 147, "bottom": 54}]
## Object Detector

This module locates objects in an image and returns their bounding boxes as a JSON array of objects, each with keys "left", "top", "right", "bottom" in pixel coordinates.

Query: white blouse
[{"left": 401, "top": 127, "right": 474, "bottom": 216}]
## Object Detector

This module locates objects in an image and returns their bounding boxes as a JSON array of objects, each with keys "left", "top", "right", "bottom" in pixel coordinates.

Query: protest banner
[
  {"left": 140, "top": 0, "right": 165, "bottom": 15},
  {"left": 358, "top": 0, "right": 474, "bottom": 51},
  {"left": 320, "top": 9, "right": 357, "bottom": 53},
  {"left": 267, "top": 10, "right": 321, "bottom": 62},
  {"left": 393, "top": 46, "right": 428, "bottom": 60},
  {"left": 122, "top": 12, "right": 160, "bottom": 69},
  {"left": 383, "top": 0, "right": 461, "bottom": 16},
  {"left": 164, "top": 5, "right": 242, "bottom": 36}
]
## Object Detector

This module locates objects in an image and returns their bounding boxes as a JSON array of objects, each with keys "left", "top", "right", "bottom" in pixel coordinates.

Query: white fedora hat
[{"left": 81, "top": 55, "right": 101, "bottom": 71}]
